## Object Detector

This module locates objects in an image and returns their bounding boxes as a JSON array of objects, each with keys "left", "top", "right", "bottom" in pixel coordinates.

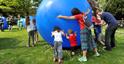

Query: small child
[
  {"left": 52, "top": 26, "right": 64, "bottom": 63},
  {"left": 32, "top": 18, "right": 39, "bottom": 44},
  {"left": 92, "top": 15, "right": 105, "bottom": 46},
  {"left": 66, "top": 29, "right": 77, "bottom": 56}
]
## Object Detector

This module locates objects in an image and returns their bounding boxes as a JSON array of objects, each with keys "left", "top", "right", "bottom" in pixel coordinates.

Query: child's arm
[
  {"left": 74, "top": 32, "right": 77, "bottom": 36},
  {"left": 96, "top": 20, "right": 106, "bottom": 26},
  {"left": 66, "top": 34, "right": 69, "bottom": 39},
  {"left": 57, "top": 15, "right": 76, "bottom": 20},
  {"left": 51, "top": 32, "right": 54, "bottom": 37},
  {"left": 61, "top": 31, "right": 65, "bottom": 36},
  {"left": 84, "top": 8, "right": 90, "bottom": 15}
]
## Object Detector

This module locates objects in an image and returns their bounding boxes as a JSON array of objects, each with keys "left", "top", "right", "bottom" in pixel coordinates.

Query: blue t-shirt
[{"left": 101, "top": 12, "right": 118, "bottom": 25}]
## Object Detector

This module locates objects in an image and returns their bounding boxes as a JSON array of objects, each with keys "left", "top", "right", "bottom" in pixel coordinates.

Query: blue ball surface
[{"left": 36, "top": 0, "right": 92, "bottom": 48}]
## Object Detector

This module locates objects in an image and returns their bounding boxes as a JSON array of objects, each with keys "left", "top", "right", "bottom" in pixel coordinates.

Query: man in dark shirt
[{"left": 98, "top": 11, "right": 118, "bottom": 51}]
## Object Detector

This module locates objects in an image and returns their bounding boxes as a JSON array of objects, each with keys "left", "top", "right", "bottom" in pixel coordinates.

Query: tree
[
  {"left": 97, "top": 0, "right": 124, "bottom": 19},
  {"left": 0, "top": 0, "right": 19, "bottom": 13},
  {"left": 105, "top": 0, "right": 124, "bottom": 19},
  {"left": 0, "top": 0, "right": 42, "bottom": 16}
]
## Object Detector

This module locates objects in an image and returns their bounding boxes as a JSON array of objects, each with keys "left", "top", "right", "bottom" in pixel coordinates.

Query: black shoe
[
  {"left": 103, "top": 46, "right": 112, "bottom": 51},
  {"left": 111, "top": 46, "right": 115, "bottom": 48},
  {"left": 105, "top": 48, "right": 112, "bottom": 51}
]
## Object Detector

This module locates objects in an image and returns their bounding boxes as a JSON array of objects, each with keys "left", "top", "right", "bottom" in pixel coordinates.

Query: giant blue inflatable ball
[{"left": 36, "top": 0, "right": 92, "bottom": 48}]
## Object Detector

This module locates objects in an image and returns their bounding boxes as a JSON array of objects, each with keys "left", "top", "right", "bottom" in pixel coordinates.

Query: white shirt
[
  {"left": 26, "top": 24, "right": 34, "bottom": 32},
  {"left": 52, "top": 31, "right": 64, "bottom": 42},
  {"left": 26, "top": 21, "right": 36, "bottom": 32}
]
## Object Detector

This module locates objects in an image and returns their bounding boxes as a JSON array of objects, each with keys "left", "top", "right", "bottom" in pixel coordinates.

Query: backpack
[{"left": 84, "top": 18, "right": 93, "bottom": 29}]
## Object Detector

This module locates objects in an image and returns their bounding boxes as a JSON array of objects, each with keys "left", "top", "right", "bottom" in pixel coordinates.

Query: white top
[
  {"left": 26, "top": 21, "right": 36, "bottom": 32},
  {"left": 52, "top": 31, "right": 64, "bottom": 42},
  {"left": 26, "top": 24, "right": 34, "bottom": 32}
]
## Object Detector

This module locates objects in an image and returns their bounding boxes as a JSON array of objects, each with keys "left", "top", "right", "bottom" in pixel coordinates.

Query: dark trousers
[
  {"left": 0, "top": 23, "right": 4, "bottom": 31},
  {"left": 28, "top": 30, "right": 35, "bottom": 46},
  {"left": 105, "top": 24, "right": 118, "bottom": 50},
  {"left": 94, "top": 26, "right": 101, "bottom": 41}
]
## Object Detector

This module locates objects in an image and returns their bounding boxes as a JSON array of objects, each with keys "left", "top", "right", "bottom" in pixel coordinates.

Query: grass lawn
[{"left": 0, "top": 27, "right": 124, "bottom": 64}]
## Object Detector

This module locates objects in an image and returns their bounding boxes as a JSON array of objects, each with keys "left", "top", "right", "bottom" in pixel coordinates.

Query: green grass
[{"left": 0, "top": 27, "right": 124, "bottom": 64}]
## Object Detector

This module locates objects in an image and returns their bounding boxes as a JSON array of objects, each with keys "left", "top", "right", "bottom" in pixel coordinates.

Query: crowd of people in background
[
  {"left": 0, "top": 13, "right": 39, "bottom": 48},
  {"left": 0, "top": 14, "right": 24, "bottom": 31}
]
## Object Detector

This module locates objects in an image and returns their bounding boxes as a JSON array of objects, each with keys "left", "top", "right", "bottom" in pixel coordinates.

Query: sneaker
[
  {"left": 72, "top": 52, "right": 75, "bottom": 55},
  {"left": 58, "top": 59, "right": 62, "bottom": 64},
  {"left": 103, "top": 46, "right": 106, "bottom": 49},
  {"left": 78, "top": 56, "right": 87, "bottom": 62},
  {"left": 53, "top": 58, "right": 57, "bottom": 62},
  {"left": 32, "top": 44, "right": 35, "bottom": 47},
  {"left": 94, "top": 53, "right": 100, "bottom": 57},
  {"left": 27, "top": 45, "right": 31, "bottom": 47}
]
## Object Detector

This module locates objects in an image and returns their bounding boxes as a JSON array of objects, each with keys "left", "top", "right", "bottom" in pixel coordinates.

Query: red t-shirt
[
  {"left": 68, "top": 33, "right": 77, "bottom": 47},
  {"left": 92, "top": 16, "right": 101, "bottom": 24},
  {"left": 74, "top": 14, "right": 86, "bottom": 30}
]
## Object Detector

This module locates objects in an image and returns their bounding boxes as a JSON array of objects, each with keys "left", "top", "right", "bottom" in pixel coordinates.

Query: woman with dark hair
[
  {"left": 58, "top": 8, "right": 100, "bottom": 62},
  {"left": 25, "top": 16, "right": 35, "bottom": 47}
]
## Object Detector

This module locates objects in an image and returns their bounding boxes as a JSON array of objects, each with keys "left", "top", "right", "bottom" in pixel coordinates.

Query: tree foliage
[
  {"left": 0, "top": 0, "right": 42, "bottom": 16},
  {"left": 0, "top": 0, "right": 123, "bottom": 19},
  {"left": 0, "top": 0, "right": 19, "bottom": 12},
  {"left": 97, "top": 0, "right": 124, "bottom": 19}
]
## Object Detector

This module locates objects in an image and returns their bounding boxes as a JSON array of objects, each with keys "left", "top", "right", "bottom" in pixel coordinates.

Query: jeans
[
  {"left": 54, "top": 41, "right": 62, "bottom": 59},
  {"left": 0, "top": 23, "right": 4, "bottom": 31},
  {"left": 105, "top": 24, "right": 118, "bottom": 50},
  {"left": 28, "top": 30, "right": 35, "bottom": 46}
]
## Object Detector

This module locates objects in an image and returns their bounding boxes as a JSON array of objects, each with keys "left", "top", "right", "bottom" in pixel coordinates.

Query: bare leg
[
  {"left": 82, "top": 50, "right": 87, "bottom": 57},
  {"left": 94, "top": 48, "right": 100, "bottom": 56}
]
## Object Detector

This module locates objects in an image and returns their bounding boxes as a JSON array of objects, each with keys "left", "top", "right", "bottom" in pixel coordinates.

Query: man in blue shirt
[{"left": 98, "top": 11, "right": 118, "bottom": 51}]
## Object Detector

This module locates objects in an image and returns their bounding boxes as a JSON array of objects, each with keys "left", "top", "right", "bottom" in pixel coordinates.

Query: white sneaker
[
  {"left": 94, "top": 53, "right": 100, "bottom": 57},
  {"left": 78, "top": 56, "right": 87, "bottom": 62},
  {"left": 72, "top": 52, "right": 75, "bottom": 55}
]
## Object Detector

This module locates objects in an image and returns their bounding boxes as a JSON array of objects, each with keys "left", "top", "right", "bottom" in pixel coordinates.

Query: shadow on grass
[
  {"left": 0, "top": 38, "right": 20, "bottom": 50},
  {"left": 34, "top": 40, "right": 49, "bottom": 46}
]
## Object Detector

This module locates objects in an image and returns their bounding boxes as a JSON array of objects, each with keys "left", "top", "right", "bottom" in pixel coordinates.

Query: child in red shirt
[
  {"left": 66, "top": 29, "right": 77, "bottom": 56},
  {"left": 92, "top": 15, "right": 105, "bottom": 46}
]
